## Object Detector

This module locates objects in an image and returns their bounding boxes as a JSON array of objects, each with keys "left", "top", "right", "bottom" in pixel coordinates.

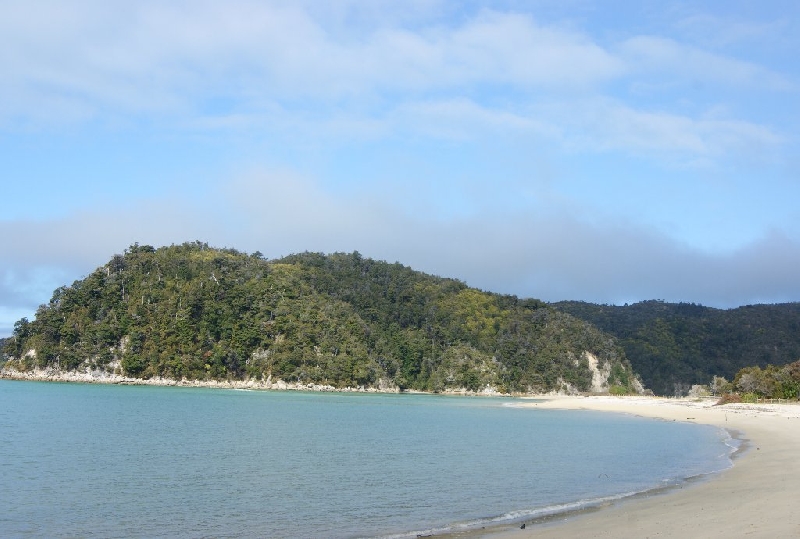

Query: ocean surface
[{"left": 0, "top": 380, "right": 734, "bottom": 538}]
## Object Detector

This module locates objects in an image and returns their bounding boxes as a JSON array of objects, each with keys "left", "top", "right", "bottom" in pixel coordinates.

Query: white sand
[{"left": 473, "top": 396, "right": 800, "bottom": 539}]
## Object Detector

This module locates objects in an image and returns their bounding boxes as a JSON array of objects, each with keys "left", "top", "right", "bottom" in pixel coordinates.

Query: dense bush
[
  {"left": 555, "top": 300, "right": 800, "bottom": 396},
  {"left": 713, "top": 359, "right": 800, "bottom": 402},
  {"left": 2, "top": 242, "right": 639, "bottom": 394}
]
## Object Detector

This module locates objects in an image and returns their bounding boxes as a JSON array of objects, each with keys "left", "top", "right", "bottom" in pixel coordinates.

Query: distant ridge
[
  {"left": 1, "top": 242, "right": 640, "bottom": 395},
  {"left": 554, "top": 300, "right": 800, "bottom": 395}
]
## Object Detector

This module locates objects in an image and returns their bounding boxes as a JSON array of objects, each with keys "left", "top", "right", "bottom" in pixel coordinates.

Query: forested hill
[
  {"left": 1, "top": 242, "right": 639, "bottom": 394},
  {"left": 554, "top": 300, "right": 800, "bottom": 396}
]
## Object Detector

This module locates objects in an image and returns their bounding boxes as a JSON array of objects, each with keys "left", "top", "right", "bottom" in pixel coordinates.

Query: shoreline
[
  {"left": 458, "top": 395, "right": 800, "bottom": 538},
  {"left": 4, "top": 371, "right": 800, "bottom": 537},
  {"left": 0, "top": 366, "right": 511, "bottom": 396}
]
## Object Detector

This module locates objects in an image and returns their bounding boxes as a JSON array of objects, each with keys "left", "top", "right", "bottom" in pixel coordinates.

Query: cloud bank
[{"left": 3, "top": 170, "right": 798, "bottom": 336}]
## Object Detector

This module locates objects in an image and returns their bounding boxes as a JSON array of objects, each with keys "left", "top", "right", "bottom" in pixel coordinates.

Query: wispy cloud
[
  {"left": 674, "top": 12, "right": 791, "bottom": 49},
  {"left": 545, "top": 97, "right": 784, "bottom": 163},
  {"left": 0, "top": 4, "right": 619, "bottom": 122},
  {"left": 619, "top": 35, "right": 795, "bottom": 91},
  {"left": 1, "top": 2, "right": 787, "bottom": 164}
]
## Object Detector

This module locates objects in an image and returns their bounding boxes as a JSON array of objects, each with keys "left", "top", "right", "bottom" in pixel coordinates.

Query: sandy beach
[{"left": 471, "top": 396, "right": 800, "bottom": 539}]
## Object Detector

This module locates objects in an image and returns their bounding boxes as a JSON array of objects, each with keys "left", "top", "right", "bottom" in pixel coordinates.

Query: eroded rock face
[{"left": 585, "top": 352, "right": 611, "bottom": 393}]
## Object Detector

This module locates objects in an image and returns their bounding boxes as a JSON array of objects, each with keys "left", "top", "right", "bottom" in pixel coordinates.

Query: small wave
[{"left": 370, "top": 490, "right": 649, "bottom": 539}]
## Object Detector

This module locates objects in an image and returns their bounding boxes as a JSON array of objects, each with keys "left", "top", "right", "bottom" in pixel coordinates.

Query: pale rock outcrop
[{"left": 586, "top": 352, "right": 612, "bottom": 393}]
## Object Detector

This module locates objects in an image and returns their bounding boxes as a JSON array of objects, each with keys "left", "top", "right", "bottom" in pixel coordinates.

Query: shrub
[
  {"left": 715, "top": 393, "right": 742, "bottom": 405},
  {"left": 609, "top": 385, "right": 628, "bottom": 396}
]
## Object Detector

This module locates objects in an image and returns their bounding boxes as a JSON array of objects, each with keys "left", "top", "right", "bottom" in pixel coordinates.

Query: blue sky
[{"left": 2, "top": 0, "right": 799, "bottom": 336}]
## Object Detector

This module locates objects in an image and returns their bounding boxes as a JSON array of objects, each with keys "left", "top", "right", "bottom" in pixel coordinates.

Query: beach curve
[{"left": 462, "top": 395, "right": 800, "bottom": 539}]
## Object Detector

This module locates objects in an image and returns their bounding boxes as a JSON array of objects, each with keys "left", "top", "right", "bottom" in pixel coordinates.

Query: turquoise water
[{"left": 0, "top": 380, "right": 733, "bottom": 538}]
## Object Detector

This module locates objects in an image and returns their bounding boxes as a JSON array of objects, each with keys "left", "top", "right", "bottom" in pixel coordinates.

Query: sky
[{"left": 2, "top": 0, "right": 799, "bottom": 336}]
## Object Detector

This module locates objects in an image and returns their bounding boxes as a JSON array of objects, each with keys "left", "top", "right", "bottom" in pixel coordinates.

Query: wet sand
[{"left": 467, "top": 396, "right": 800, "bottom": 539}]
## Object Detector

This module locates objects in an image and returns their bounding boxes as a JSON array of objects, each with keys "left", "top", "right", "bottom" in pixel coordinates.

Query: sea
[{"left": 0, "top": 380, "right": 736, "bottom": 538}]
